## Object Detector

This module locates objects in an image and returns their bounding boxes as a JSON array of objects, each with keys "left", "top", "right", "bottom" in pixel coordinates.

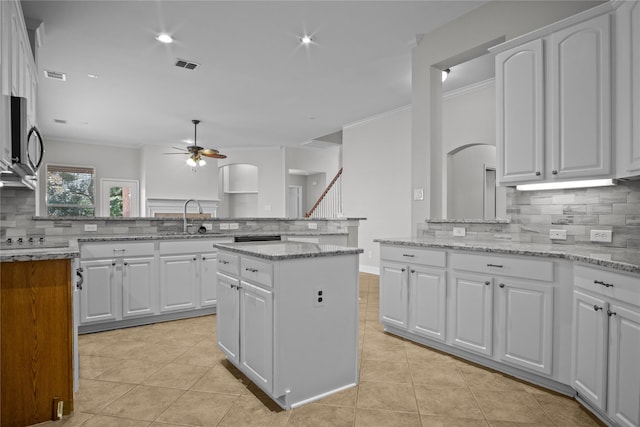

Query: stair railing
[{"left": 305, "top": 168, "right": 343, "bottom": 218}]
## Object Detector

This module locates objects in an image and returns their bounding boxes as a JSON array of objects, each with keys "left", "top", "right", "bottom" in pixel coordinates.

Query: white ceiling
[{"left": 22, "top": 1, "right": 489, "bottom": 151}]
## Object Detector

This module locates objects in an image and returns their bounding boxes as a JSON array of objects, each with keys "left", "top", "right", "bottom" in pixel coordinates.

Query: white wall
[
  {"left": 343, "top": 106, "right": 412, "bottom": 274},
  {"left": 218, "top": 147, "right": 286, "bottom": 217},
  {"left": 140, "top": 145, "right": 220, "bottom": 214},
  {"left": 411, "top": 0, "right": 604, "bottom": 231},
  {"left": 38, "top": 139, "right": 141, "bottom": 215},
  {"left": 448, "top": 144, "right": 496, "bottom": 218}
]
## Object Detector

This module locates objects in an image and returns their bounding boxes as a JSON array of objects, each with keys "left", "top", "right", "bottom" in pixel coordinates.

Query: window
[{"left": 46, "top": 165, "right": 95, "bottom": 216}]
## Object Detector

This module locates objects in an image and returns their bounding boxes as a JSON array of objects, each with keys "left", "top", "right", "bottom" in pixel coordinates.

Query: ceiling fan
[{"left": 165, "top": 119, "right": 227, "bottom": 167}]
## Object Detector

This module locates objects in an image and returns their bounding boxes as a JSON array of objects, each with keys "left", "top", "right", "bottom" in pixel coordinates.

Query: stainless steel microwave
[{"left": 11, "top": 96, "right": 44, "bottom": 177}]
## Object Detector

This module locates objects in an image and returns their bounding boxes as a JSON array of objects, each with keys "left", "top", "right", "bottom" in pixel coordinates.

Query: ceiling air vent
[
  {"left": 175, "top": 59, "right": 199, "bottom": 70},
  {"left": 44, "top": 70, "right": 66, "bottom": 81}
]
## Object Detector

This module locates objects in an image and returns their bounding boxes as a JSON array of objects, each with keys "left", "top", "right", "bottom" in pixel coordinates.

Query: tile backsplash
[
  {"left": 421, "top": 180, "right": 640, "bottom": 249},
  {"left": 507, "top": 180, "right": 640, "bottom": 249}
]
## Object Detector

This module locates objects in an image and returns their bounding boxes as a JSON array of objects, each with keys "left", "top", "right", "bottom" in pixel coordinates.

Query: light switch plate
[
  {"left": 413, "top": 188, "right": 424, "bottom": 201},
  {"left": 203, "top": 223, "right": 213, "bottom": 231},
  {"left": 229, "top": 223, "right": 239, "bottom": 230},
  {"left": 308, "top": 223, "right": 318, "bottom": 230},
  {"left": 453, "top": 227, "right": 466, "bottom": 237},
  {"left": 219, "top": 223, "right": 230, "bottom": 230},
  {"left": 84, "top": 224, "right": 97, "bottom": 232}
]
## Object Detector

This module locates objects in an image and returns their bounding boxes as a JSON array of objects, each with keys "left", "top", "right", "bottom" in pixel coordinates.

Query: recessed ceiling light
[
  {"left": 300, "top": 35, "right": 313, "bottom": 45},
  {"left": 156, "top": 33, "right": 173, "bottom": 44}
]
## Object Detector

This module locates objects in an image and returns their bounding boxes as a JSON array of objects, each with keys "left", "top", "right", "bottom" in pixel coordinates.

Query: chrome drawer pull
[
  {"left": 487, "top": 264, "right": 503, "bottom": 268},
  {"left": 593, "top": 305, "right": 603, "bottom": 312},
  {"left": 219, "top": 260, "right": 230, "bottom": 265},
  {"left": 594, "top": 280, "right": 614, "bottom": 288},
  {"left": 607, "top": 310, "right": 617, "bottom": 317},
  {"left": 402, "top": 254, "right": 415, "bottom": 258},
  {"left": 245, "top": 267, "right": 258, "bottom": 273}
]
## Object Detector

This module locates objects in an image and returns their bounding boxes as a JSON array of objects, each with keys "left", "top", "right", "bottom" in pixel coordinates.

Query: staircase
[{"left": 305, "top": 168, "right": 343, "bottom": 218}]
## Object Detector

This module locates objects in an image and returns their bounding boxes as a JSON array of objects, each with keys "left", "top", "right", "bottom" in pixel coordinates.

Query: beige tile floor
[{"left": 40, "top": 273, "right": 604, "bottom": 427}]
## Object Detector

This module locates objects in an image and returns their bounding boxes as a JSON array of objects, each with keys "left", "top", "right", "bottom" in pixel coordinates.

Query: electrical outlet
[
  {"left": 229, "top": 223, "right": 239, "bottom": 230},
  {"left": 313, "top": 289, "right": 325, "bottom": 307},
  {"left": 84, "top": 224, "right": 97, "bottom": 232},
  {"left": 203, "top": 223, "right": 213, "bottom": 231},
  {"left": 219, "top": 223, "right": 230, "bottom": 230},
  {"left": 549, "top": 229, "right": 567, "bottom": 240},
  {"left": 453, "top": 227, "right": 466, "bottom": 237},
  {"left": 590, "top": 229, "right": 612, "bottom": 243},
  {"left": 308, "top": 223, "right": 318, "bottom": 230}
]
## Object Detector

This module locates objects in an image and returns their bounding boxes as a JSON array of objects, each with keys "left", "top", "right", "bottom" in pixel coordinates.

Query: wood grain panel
[{"left": 1, "top": 259, "right": 73, "bottom": 427}]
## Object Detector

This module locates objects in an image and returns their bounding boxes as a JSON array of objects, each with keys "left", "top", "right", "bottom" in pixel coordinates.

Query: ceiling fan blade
[
  {"left": 163, "top": 152, "right": 189, "bottom": 155},
  {"left": 171, "top": 146, "right": 189, "bottom": 151},
  {"left": 200, "top": 148, "right": 220, "bottom": 156},
  {"left": 201, "top": 153, "right": 227, "bottom": 159}
]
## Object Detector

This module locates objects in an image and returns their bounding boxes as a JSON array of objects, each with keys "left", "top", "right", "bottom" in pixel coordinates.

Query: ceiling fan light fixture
[
  {"left": 198, "top": 158, "right": 206, "bottom": 166},
  {"left": 186, "top": 157, "right": 197, "bottom": 167},
  {"left": 442, "top": 68, "right": 450, "bottom": 82}
]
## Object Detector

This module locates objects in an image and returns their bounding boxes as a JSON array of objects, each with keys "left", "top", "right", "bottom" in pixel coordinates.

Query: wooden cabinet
[
  {"left": 493, "top": 9, "right": 612, "bottom": 185},
  {"left": 1, "top": 259, "right": 74, "bottom": 426},
  {"left": 572, "top": 265, "right": 640, "bottom": 426},
  {"left": 216, "top": 246, "right": 359, "bottom": 409},
  {"left": 450, "top": 273, "right": 494, "bottom": 356}
]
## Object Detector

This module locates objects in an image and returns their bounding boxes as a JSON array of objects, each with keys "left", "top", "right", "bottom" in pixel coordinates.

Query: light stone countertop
[
  {"left": 0, "top": 244, "right": 79, "bottom": 262},
  {"left": 76, "top": 230, "right": 348, "bottom": 243},
  {"left": 213, "top": 241, "right": 363, "bottom": 261},
  {"left": 374, "top": 237, "right": 640, "bottom": 275}
]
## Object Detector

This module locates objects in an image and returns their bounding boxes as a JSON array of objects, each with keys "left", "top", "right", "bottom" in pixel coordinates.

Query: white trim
[
  {"left": 343, "top": 105, "right": 411, "bottom": 130},
  {"left": 146, "top": 198, "right": 219, "bottom": 217},
  {"left": 443, "top": 78, "right": 494, "bottom": 100},
  {"left": 100, "top": 178, "right": 140, "bottom": 217},
  {"left": 359, "top": 264, "right": 380, "bottom": 276}
]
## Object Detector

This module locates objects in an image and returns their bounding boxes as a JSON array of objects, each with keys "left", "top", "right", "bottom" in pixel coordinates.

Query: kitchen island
[{"left": 213, "top": 241, "right": 363, "bottom": 409}]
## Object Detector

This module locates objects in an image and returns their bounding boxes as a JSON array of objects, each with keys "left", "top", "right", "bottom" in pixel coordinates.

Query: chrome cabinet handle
[
  {"left": 593, "top": 305, "right": 603, "bottom": 312},
  {"left": 76, "top": 268, "right": 84, "bottom": 290},
  {"left": 594, "top": 280, "right": 614, "bottom": 288},
  {"left": 401, "top": 268, "right": 406, "bottom": 272},
  {"left": 245, "top": 267, "right": 258, "bottom": 273},
  {"left": 499, "top": 283, "right": 505, "bottom": 288},
  {"left": 484, "top": 281, "right": 490, "bottom": 286},
  {"left": 124, "top": 262, "right": 128, "bottom": 266},
  {"left": 535, "top": 171, "right": 541, "bottom": 176},
  {"left": 219, "top": 260, "right": 229, "bottom": 264},
  {"left": 487, "top": 264, "right": 503, "bottom": 268},
  {"left": 552, "top": 170, "right": 558, "bottom": 175},
  {"left": 402, "top": 254, "right": 415, "bottom": 258},
  {"left": 607, "top": 310, "right": 617, "bottom": 317},
  {"left": 410, "top": 269, "right": 415, "bottom": 273}
]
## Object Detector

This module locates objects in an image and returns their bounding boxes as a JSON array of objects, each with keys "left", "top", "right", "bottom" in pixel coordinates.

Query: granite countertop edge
[
  {"left": 374, "top": 238, "right": 640, "bottom": 275},
  {"left": 213, "top": 243, "right": 364, "bottom": 261},
  {"left": 77, "top": 231, "right": 348, "bottom": 243},
  {"left": 0, "top": 247, "right": 80, "bottom": 262},
  {"left": 33, "top": 216, "right": 366, "bottom": 222}
]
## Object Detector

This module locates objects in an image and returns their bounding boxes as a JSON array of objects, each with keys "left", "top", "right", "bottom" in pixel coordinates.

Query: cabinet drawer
[
  {"left": 451, "top": 252, "right": 554, "bottom": 282},
  {"left": 574, "top": 264, "right": 640, "bottom": 306},
  {"left": 81, "top": 242, "right": 154, "bottom": 259},
  {"left": 159, "top": 239, "right": 233, "bottom": 255},
  {"left": 217, "top": 252, "right": 240, "bottom": 276},
  {"left": 241, "top": 257, "right": 273, "bottom": 287},
  {"left": 380, "top": 245, "right": 446, "bottom": 267}
]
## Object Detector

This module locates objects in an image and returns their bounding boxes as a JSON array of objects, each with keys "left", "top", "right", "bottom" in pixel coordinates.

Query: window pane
[{"left": 46, "top": 165, "right": 95, "bottom": 217}]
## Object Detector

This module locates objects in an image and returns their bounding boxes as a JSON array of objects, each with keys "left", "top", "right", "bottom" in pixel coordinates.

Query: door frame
[{"left": 100, "top": 178, "right": 139, "bottom": 217}]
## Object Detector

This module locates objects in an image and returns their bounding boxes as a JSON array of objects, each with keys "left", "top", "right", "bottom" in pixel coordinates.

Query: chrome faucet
[{"left": 183, "top": 199, "right": 203, "bottom": 232}]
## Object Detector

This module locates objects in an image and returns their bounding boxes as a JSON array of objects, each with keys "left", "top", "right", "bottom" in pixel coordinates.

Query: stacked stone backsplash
[
  {"left": 420, "top": 180, "right": 640, "bottom": 249},
  {"left": 0, "top": 188, "right": 356, "bottom": 243}
]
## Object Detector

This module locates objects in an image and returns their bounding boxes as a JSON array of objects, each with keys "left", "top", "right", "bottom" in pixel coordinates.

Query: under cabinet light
[{"left": 516, "top": 179, "right": 615, "bottom": 191}]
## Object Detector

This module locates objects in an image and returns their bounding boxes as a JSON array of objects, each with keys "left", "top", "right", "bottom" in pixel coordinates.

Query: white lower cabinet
[
  {"left": 408, "top": 266, "right": 447, "bottom": 342},
  {"left": 159, "top": 254, "right": 197, "bottom": 312},
  {"left": 497, "top": 280, "right": 554, "bottom": 375},
  {"left": 200, "top": 252, "right": 219, "bottom": 307},
  {"left": 122, "top": 256, "right": 157, "bottom": 318},
  {"left": 79, "top": 259, "right": 119, "bottom": 324},
  {"left": 450, "top": 273, "right": 494, "bottom": 357},
  {"left": 572, "top": 265, "right": 640, "bottom": 427},
  {"left": 216, "top": 248, "right": 359, "bottom": 409},
  {"left": 379, "top": 262, "right": 408, "bottom": 329}
]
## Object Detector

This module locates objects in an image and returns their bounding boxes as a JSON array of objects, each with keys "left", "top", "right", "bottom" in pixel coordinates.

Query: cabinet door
[
  {"left": 379, "top": 262, "right": 408, "bottom": 329},
  {"left": 159, "top": 255, "right": 197, "bottom": 312},
  {"left": 497, "top": 280, "right": 553, "bottom": 375},
  {"left": 216, "top": 273, "right": 240, "bottom": 364},
  {"left": 0, "top": 1, "right": 10, "bottom": 169},
  {"left": 607, "top": 303, "right": 640, "bottom": 427},
  {"left": 79, "top": 259, "right": 118, "bottom": 324},
  {"left": 200, "top": 253, "right": 218, "bottom": 307},
  {"left": 572, "top": 290, "right": 608, "bottom": 411},
  {"left": 451, "top": 274, "right": 493, "bottom": 356},
  {"left": 549, "top": 14, "right": 611, "bottom": 180},
  {"left": 122, "top": 256, "right": 157, "bottom": 318},
  {"left": 239, "top": 280, "right": 273, "bottom": 391},
  {"left": 408, "top": 266, "right": 446, "bottom": 342},
  {"left": 495, "top": 38, "right": 545, "bottom": 184}
]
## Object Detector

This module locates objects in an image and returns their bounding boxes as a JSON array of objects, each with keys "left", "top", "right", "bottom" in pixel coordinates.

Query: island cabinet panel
[
  {"left": 216, "top": 246, "right": 359, "bottom": 410},
  {"left": 199, "top": 252, "right": 219, "bottom": 307},
  {"left": 1, "top": 259, "right": 74, "bottom": 427}
]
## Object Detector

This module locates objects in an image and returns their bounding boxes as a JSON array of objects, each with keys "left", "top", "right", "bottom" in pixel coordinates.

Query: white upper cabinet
[
  {"left": 495, "top": 39, "right": 544, "bottom": 184},
  {"left": 549, "top": 14, "right": 611, "bottom": 180},
  {"left": 615, "top": 1, "right": 640, "bottom": 177},
  {"left": 493, "top": 6, "right": 613, "bottom": 185}
]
